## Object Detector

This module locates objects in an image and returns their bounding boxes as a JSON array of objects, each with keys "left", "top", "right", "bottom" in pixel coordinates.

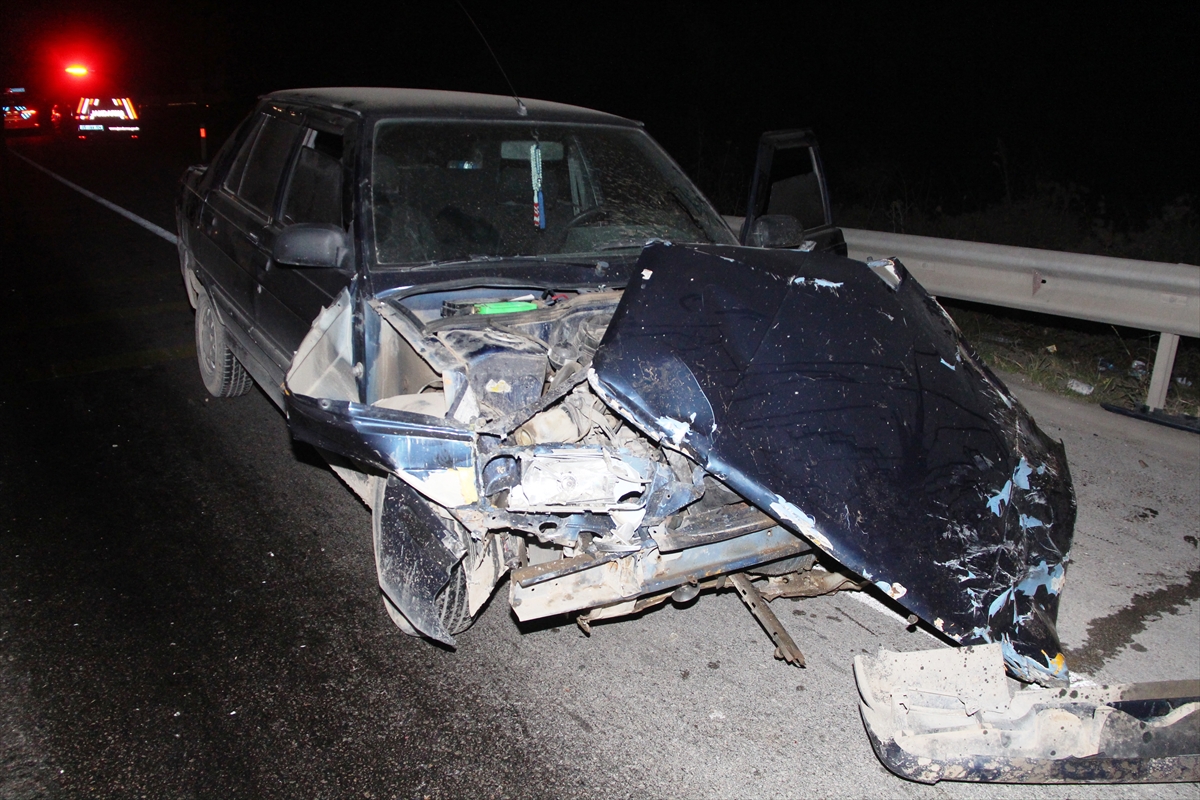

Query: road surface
[{"left": 2, "top": 132, "right": 1196, "bottom": 799}]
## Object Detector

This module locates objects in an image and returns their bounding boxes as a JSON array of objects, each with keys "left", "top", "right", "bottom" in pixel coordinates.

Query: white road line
[{"left": 8, "top": 148, "right": 179, "bottom": 246}]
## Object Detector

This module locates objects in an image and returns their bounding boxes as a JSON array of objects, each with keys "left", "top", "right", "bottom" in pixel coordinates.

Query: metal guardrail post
[{"left": 1147, "top": 333, "right": 1181, "bottom": 411}]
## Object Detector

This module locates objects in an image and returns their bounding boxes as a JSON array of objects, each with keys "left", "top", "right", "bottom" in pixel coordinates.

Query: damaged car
[
  {"left": 176, "top": 86, "right": 1074, "bottom": 676},
  {"left": 177, "top": 86, "right": 1082, "bottom": 712},
  {"left": 174, "top": 85, "right": 1080, "bottom": 672},
  {"left": 178, "top": 88, "right": 1200, "bottom": 784}
]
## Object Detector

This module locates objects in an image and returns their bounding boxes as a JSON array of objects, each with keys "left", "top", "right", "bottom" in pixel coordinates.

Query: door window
[
  {"left": 762, "top": 146, "right": 826, "bottom": 231},
  {"left": 226, "top": 114, "right": 302, "bottom": 217},
  {"left": 223, "top": 115, "right": 265, "bottom": 197},
  {"left": 281, "top": 128, "right": 345, "bottom": 228}
]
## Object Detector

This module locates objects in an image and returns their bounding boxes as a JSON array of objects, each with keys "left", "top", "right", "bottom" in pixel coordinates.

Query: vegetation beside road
[
  {"left": 946, "top": 300, "right": 1199, "bottom": 418},
  {"left": 832, "top": 181, "right": 1199, "bottom": 418}
]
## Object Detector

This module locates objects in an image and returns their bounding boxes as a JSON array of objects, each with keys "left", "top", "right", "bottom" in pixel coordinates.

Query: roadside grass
[{"left": 945, "top": 299, "right": 1200, "bottom": 419}]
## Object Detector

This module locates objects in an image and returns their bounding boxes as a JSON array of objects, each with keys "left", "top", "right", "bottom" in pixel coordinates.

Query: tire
[
  {"left": 433, "top": 553, "right": 473, "bottom": 637},
  {"left": 178, "top": 240, "right": 199, "bottom": 309},
  {"left": 371, "top": 477, "right": 475, "bottom": 638},
  {"left": 194, "top": 290, "right": 253, "bottom": 397}
]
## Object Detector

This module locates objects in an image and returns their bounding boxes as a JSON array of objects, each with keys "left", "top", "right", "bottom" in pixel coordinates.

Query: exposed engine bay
[
  {"left": 284, "top": 243, "right": 1076, "bottom": 689},
  {"left": 288, "top": 278, "right": 814, "bottom": 641}
]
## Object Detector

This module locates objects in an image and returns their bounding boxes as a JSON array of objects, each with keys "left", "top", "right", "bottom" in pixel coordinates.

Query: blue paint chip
[
  {"left": 1015, "top": 560, "right": 1064, "bottom": 596},
  {"left": 1013, "top": 457, "right": 1032, "bottom": 490},
  {"left": 1019, "top": 514, "right": 1046, "bottom": 530},
  {"left": 986, "top": 480, "right": 1012, "bottom": 516}
]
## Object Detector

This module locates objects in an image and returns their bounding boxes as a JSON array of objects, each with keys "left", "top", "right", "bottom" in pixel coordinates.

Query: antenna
[{"left": 456, "top": 1, "right": 527, "bottom": 116}]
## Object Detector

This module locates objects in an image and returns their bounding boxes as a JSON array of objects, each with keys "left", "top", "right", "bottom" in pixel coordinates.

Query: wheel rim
[{"left": 200, "top": 304, "right": 219, "bottom": 375}]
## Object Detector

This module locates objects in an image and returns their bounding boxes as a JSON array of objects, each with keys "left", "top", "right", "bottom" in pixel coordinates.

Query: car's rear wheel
[{"left": 195, "top": 290, "right": 253, "bottom": 397}]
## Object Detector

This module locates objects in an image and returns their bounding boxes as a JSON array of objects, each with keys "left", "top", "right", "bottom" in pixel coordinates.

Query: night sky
[{"left": 4, "top": 2, "right": 1197, "bottom": 217}]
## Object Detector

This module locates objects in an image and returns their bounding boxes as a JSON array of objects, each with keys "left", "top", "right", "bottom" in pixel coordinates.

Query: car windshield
[{"left": 371, "top": 120, "right": 734, "bottom": 265}]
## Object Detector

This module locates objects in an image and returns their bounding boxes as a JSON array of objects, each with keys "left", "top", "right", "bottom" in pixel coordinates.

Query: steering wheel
[
  {"left": 564, "top": 206, "right": 608, "bottom": 229},
  {"left": 555, "top": 206, "right": 609, "bottom": 250}
]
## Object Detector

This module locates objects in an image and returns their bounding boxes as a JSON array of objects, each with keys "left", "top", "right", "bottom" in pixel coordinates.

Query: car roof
[{"left": 265, "top": 87, "right": 642, "bottom": 128}]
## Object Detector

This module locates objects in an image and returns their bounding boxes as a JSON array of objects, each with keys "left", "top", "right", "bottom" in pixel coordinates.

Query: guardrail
[
  {"left": 841, "top": 229, "right": 1199, "bottom": 411},
  {"left": 723, "top": 216, "right": 1199, "bottom": 411}
]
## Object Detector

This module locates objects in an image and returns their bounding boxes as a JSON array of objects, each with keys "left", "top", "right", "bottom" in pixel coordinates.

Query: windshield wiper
[
  {"left": 596, "top": 238, "right": 666, "bottom": 252},
  {"left": 407, "top": 254, "right": 619, "bottom": 271},
  {"left": 669, "top": 189, "right": 709, "bottom": 237},
  {"left": 407, "top": 254, "right": 541, "bottom": 271}
]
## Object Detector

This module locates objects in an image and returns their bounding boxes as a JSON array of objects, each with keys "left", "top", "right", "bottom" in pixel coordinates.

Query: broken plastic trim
[{"left": 855, "top": 644, "right": 1200, "bottom": 784}]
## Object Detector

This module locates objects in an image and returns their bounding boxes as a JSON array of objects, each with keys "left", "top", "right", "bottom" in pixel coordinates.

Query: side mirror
[
  {"left": 274, "top": 223, "right": 350, "bottom": 268},
  {"left": 746, "top": 214, "right": 805, "bottom": 248}
]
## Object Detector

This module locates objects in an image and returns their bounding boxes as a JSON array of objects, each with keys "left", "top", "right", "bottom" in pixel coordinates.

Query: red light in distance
[{"left": 65, "top": 65, "right": 90, "bottom": 77}]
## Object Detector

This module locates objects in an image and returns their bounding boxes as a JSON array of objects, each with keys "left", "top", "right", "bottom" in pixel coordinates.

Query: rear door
[
  {"left": 202, "top": 108, "right": 304, "bottom": 371},
  {"left": 740, "top": 129, "right": 846, "bottom": 255},
  {"left": 257, "top": 113, "right": 355, "bottom": 358}
]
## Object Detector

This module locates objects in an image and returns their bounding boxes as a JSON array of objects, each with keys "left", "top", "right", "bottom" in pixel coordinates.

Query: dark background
[{"left": 4, "top": 2, "right": 1198, "bottom": 221}]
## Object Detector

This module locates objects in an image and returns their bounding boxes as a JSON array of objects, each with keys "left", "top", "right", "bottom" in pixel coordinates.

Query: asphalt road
[{"left": 2, "top": 131, "right": 1197, "bottom": 799}]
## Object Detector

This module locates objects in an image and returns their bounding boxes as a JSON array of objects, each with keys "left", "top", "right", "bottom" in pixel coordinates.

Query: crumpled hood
[{"left": 590, "top": 243, "right": 1076, "bottom": 684}]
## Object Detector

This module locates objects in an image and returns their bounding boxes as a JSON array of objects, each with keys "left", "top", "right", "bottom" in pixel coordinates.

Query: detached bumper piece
[
  {"left": 854, "top": 644, "right": 1200, "bottom": 784},
  {"left": 1100, "top": 403, "right": 1200, "bottom": 435}
]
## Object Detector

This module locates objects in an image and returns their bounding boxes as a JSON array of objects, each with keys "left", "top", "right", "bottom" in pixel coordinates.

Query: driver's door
[
  {"left": 739, "top": 129, "right": 846, "bottom": 255},
  {"left": 257, "top": 114, "right": 354, "bottom": 359}
]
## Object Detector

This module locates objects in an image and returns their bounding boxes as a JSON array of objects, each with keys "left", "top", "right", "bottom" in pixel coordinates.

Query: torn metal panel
[
  {"left": 503, "top": 446, "right": 651, "bottom": 513},
  {"left": 285, "top": 391, "right": 478, "bottom": 508},
  {"left": 373, "top": 476, "right": 464, "bottom": 645},
  {"left": 509, "top": 525, "right": 808, "bottom": 621},
  {"left": 650, "top": 503, "right": 777, "bottom": 552},
  {"left": 855, "top": 644, "right": 1200, "bottom": 784},
  {"left": 453, "top": 506, "right": 619, "bottom": 550},
  {"left": 287, "top": 287, "right": 358, "bottom": 401},
  {"left": 867, "top": 257, "right": 905, "bottom": 291},
  {"left": 590, "top": 242, "right": 1076, "bottom": 684}
]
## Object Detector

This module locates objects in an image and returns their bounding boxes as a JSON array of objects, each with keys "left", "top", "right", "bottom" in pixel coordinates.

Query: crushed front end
[{"left": 284, "top": 242, "right": 1075, "bottom": 687}]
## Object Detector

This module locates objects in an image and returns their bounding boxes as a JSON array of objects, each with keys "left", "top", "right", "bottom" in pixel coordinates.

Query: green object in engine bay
[{"left": 475, "top": 301, "right": 540, "bottom": 315}]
